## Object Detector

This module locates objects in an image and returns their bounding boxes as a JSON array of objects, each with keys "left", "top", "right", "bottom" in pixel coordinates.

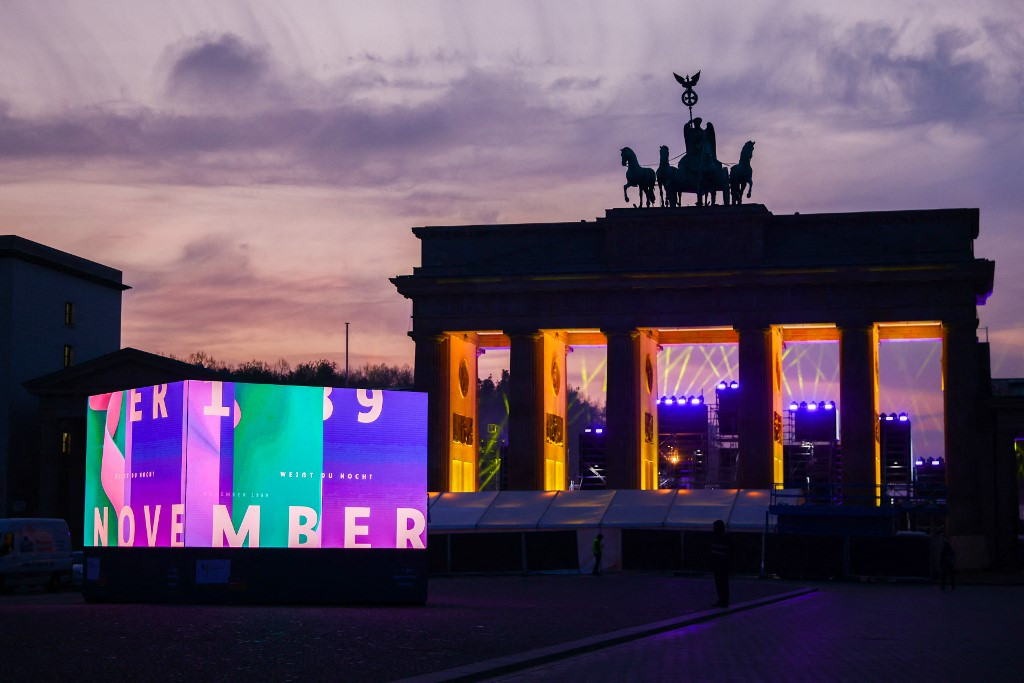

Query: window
[
  {"left": 61, "top": 431, "right": 72, "bottom": 455},
  {"left": 64, "top": 301, "right": 75, "bottom": 326},
  {"left": 63, "top": 345, "right": 73, "bottom": 368}
]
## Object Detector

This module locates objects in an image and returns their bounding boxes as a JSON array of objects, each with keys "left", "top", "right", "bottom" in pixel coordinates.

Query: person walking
[
  {"left": 592, "top": 533, "right": 604, "bottom": 576},
  {"left": 710, "top": 519, "right": 730, "bottom": 607}
]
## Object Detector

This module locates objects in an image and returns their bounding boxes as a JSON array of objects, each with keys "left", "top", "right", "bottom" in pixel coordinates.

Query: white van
[{"left": 0, "top": 518, "right": 73, "bottom": 591}]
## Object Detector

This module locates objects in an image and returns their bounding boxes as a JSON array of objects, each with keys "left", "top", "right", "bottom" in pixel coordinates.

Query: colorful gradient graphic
[{"left": 84, "top": 381, "right": 427, "bottom": 550}]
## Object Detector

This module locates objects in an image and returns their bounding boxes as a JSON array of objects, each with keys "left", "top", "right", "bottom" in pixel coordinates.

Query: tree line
[{"left": 174, "top": 351, "right": 413, "bottom": 388}]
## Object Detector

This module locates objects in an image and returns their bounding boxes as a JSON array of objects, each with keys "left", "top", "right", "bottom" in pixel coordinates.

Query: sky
[{"left": 1, "top": 1, "right": 1022, "bottom": 457}]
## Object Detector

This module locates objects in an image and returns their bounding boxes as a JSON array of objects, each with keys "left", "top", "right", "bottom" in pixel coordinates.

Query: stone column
[
  {"left": 539, "top": 332, "right": 569, "bottom": 491},
  {"left": 412, "top": 332, "right": 478, "bottom": 492},
  {"left": 838, "top": 323, "right": 880, "bottom": 505},
  {"left": 942, "top": 320, "right": 981, "bottom": 535},
  {"left": 412, "top": 332, "right": 447, "bottom": 492},
  {"left": 737, "top": 326, "right": 783, "bottom": 489},
  {"left": 447, "top": 333, "right": 480, "bottom": 492},
  {"left": 604, "top": 328, "right": 659, "bottom": 490},
  {"left": 507, "top": 332, "right": 544, "bottom": 490}
]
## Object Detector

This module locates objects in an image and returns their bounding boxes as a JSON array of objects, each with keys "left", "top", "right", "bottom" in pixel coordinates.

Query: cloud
[
  {"left": 547, "top": 76, "right": 604, "bottom": 92},
  {"left": 1, "top": 18, "right": 1018, "bottom": 196},
  {"left": 0, "top": 52, "right": 615, "bottom": 192},
  {"left": 700, "top": 16, "right": 1021, "bottom": 133},
  {"left": 165, "top": 33, "right": 274, "bottom": 104},
  {"left": 817, "top": 25, "right": 990, "bottom": 123}
]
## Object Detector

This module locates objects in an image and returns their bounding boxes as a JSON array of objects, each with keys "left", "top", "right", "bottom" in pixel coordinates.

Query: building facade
[
  {"left": 393, "top": 205, "right": 1017, "bottom": 564},
  {"left": 0, "top": 235, "right": 127, "bottom": 516}
]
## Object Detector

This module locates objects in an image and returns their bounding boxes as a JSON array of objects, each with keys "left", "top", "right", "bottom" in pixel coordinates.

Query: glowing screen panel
[{"left": 85, "top": 381, "right": 427, "bottom": 549}]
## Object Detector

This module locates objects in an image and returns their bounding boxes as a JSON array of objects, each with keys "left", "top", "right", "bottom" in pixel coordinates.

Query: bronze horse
[
  {"left": 657, "top": 145, "right": 681, "bottom": 207},
  {"left": 729, "top": 141, "right": 755, "bottom": 205},
  {"left": 621, "top": 147, "right": 656, "bottom": 207}
]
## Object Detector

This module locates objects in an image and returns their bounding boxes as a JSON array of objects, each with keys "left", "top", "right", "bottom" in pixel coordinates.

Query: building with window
[{"left": 0, "top": 235, "right": 128, "bottom": 516}]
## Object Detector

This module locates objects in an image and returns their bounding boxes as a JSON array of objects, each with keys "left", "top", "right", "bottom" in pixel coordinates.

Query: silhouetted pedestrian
[
  {"left": 592, "top": 533, "right": 604, "bottom": 576},
  {"left": 710, "top": 519, "right": 730, "bottom": 607},
  {"left": 940, "top": 537, "right": 956, "bottom": 591}
]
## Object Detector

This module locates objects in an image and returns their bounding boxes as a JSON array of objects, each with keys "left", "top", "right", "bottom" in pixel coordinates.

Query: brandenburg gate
[{"left": 391, "top": 205, "right": 994, "bottom": 535}]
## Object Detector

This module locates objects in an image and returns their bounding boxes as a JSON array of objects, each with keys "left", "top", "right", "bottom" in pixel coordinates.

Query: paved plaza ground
[
  {"left": 1, "top": 572, "right": 1021, "bottom": 681},
  {"left": 474, "top": 579, "right": 1024, "bottom": 682}
]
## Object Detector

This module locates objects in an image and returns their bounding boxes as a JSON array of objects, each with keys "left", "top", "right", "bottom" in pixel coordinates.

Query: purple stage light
[
  {"left": 789, "top": 401, "right": 799, "bottom": 411},
  {"left": 729, "top": 381, "right": 739, "bottom": 389},
  {"left": 915, "top": 458, "right": 925, "bottom": 466},
  {"left": 807, "top": 401, "right": 818, "bottom": 411},
  {"left": 825, "top": 401, "right": 835, "bottom": 410},
  {"left": 898, "top": 412, "right": 909, "bottom": 422},
  {"left": 717, "top": 381, "right": 727, "bottom": 390},
  {"left": 667, "top": 396, "right": 677, "bottom": 405},
  {"left": 885, "top": 413, "right": 895, "bottom": 421},
  {"left": 690, "top": 396, "right": 701, "bottom": 405},
  {"left": 595, "top": 428, "right": 604, "bottom": 434}
]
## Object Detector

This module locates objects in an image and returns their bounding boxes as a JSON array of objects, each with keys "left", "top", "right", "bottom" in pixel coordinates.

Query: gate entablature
[
  {"left": 407, "top": 206, "right": 985, "bottom": 280},
  {"left": 471, "top": 324, "right": 946, "bottom": 349},
  {"left": 397, "top": 207, "right": 991, "bottom": 336}
]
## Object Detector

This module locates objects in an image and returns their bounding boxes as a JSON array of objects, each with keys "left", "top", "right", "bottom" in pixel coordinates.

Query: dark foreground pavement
[
  {"left": 483, "top": 581, "right": 1024, "bottom": 683},
  {"left": 0, "top": 574, "right": 786, "bottom": 681},
  {"left": 2, "top": 574, "right": 1021, "bottom": 681}
]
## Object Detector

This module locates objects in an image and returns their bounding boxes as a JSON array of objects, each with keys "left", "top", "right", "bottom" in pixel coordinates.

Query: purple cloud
[{"left": 166, "top": 33, "right": 272, "bottom": 103}]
